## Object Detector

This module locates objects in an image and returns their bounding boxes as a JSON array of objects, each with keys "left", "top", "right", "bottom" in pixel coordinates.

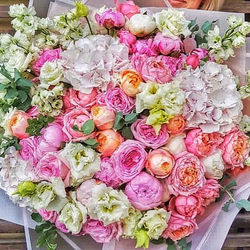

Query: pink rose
[
  {"left": 154, "top": 32, "right": 183, "bottom": 56},
  {"left": 191, "top": 48, "right": 209, "bottom": 59},
  {"left": 132, "top": 53, "right": 183, "bottom": 84},
  {"left": 185, "top": 129, "right": 223, "bottom": 157},
  {"left": 55, "top": 219, "right": 69, "bottom": 233},
  {"left": 131, "top": 118, "right": 169, "bottom": 149},
  {"left": 82, "top": 219, "right": 122, "bottom": 243},
  {"left": 38, "top": 209, "right": 58, "bottom": 223},
  {"left": 111, "top": 140, "right": 147, "bottom": 182},
  {"left": 115, "top": 0, "right": 140, "bottom": 18},
  {"left": 95, "top": 9, "right": 125, "bottom": 29},
  {"left": 32, "top": 48, "right": 61, "bottom": 76},
  {"left": 132, "top": 38, "right": 159, "bottom": 56},
  {"left": 220, "top": 129, "right": 250, "bottom": 168},
  {"left": 36, "top": 152, "right": 70, "bottom": 182},
  {"left": 125, "top": 172, "right": 163, "bottom": 210},
  {"left": 167, "top": 152, "right": 205, "bottom": 196},
  {"left": 118, "top": 30, "right": 137, "bottom": 53},
  {"left": 103, "top": 87, "right": 135, "bottom": 115},
  {"left": 62, "top": 108, "right": 95, "bottom": 141},
  {"left": 169, "top": 195, "right": 201, "bottom": 219},
  {"left": 196, "top": 179, "right": 221, "bottom": 207},
  {"left": 63, "top": 88, "right": 97, "bottom": 111},
  {"left": 19, "top": 136, "right": 41, "bottom": 165},
  {"left": 91, "top": 105, "right": 115, "bottom": 130},
  {"left": 94, "top": 157, "right": 123, "bottom": 188},
  {"left": 186, "top": 54, "right": 200, "bottom": 69},
  {"left": 162, "top": 214, "right": 198, "bottom": 241},
  {"left": 146, "top": 148, "right": 174, "bottom": 178}
]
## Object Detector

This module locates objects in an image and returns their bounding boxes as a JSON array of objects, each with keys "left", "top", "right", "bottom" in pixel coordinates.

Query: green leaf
[
  {"left": 236, "top": 199, "right": 250, "bottom": 211},
  {"left": 16, "top": 97, "right": 31, "bottom": 111},
  {"left": 201, "top": 21, "right": 212, "bottom": 33},
  {"left": 177, "top": 238, "right": 192, "bottom": 250},
  {"left": 5, "top": 88, "right": 18, "bottom": 99},
  {"left": 225, "top": 179, "right": 237, "bottom": 190},
  {"left": 0, "top": 65, "right": 12, "bottom": 81},
  {"left": 16, "top": 77, "right": 33, "bottom": 88},
  {"left": 0, "top": 84, "right": 8, "bottom": 91},
  {"left": 81, "top": 119, "right": 95, "bottom": 135},
  {"left": 151, "top": 238, "right": 164, "bottom": 245},
  {"left": 222, "top": 200, "right": 233, "bottom": 212},
  {"left": 124, "top": 112, "right": 137, "bottom": 123},
  {"left": 72, "top": 125, "right": 80, "bottom": 132},
  {"left": 191, "top": 24, "right": 199, "bottom": 33},
  {"left": 195, "top": 33, "right": 207, "bottom": 46},
  {"left": 31, "top": 213, "right": 43, "bottom": 223},
  {"left": 114, "top": 112, "right": 125, "bottom": 130},
  {"left": 18, "top": 90, "right": 28, "bottom": 103},
  {"left": 166, "top": 238, "right": 177, "bottom": 250},
  {"left": 121, "top": 126, "right": 134, "bottom": 140},
  {"left": 188, "top": 19, "right": 196, "bottom": 29},
  {"left": 83, "top": 138, "right": 99, "bottom": 148},
  {"left": 36, "top": 233, "right": 47, "bottom": 248},
  {"left": 14, "top": 68, "right": 22, "bottom": 82}
]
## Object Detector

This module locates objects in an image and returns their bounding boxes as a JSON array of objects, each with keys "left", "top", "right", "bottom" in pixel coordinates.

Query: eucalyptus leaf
[
  {"left": 236, "top": 199, "right": 250, "bottom": 211},
  {"left": 191, "top": 24, "right": 199, "bottom": 33},
  {"left": 114, "top": 112, "right": 125, "bottom": 130},
  {"left": 201, "top": 21, "right": 212, "bottom": 33},
  {"left": 16, "top": 78, "right": 33, "bottom": 88},
  {"left": 83, "top": 138, "right": 99, "bottom": 148},
  {"left": 81, "top": 119, "right": 95, "bottom": 135},
  {"left": 124, "top": 112, "right": 137, "bottom": 123},
  {"left": 0, "top": 84, "right": 8, "bottom": 91},
  {"left": 18, "top": 90, "right": 28, "bottom": 103},
  {"left": 14, "top": 68, "right": 22, "bottom": 82},
  {"left": 222, "top": 200, "right": 233, "bottom": 212},
  {"left": 5, "top": 89, "right": 18, "bottom": 99},
  {"left": 122, "top": 126, "right": 134, "bottom": 140},
  {"left": 0, "top": 65, "right": 12, "bottom": 81}
]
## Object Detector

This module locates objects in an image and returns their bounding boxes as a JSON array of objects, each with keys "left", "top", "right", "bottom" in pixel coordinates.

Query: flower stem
[
  {"left": 85, "top": 16, "right": 93, "bottom": 35},
  {"left": 225, "top": 189, "right": 236, "bottom": 203}
]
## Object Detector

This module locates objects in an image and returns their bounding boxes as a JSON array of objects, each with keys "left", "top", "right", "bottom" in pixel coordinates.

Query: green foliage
[
  {"left": 31, "top": 213, "right": 58, "bottom": 250},
  {"left": 165, "top": 238, "right": 192, "bottom": 250},
  {"left": 0, "top": 134, "right": 21, "bottom": 157},
  {"left": 83, "top": 138, "right": 99, "bottom": 149},
  {"left": 236, "top": 199, "right": 250, "bottom": 211},
  {"left": 26, "top": 115, "right": 54, "bottom": 136},
  {"left": 0, "top": 66, "right": 33, "bottom": 112},
  {"left": 72, "top": 119, "right": 95, "bottom": 135}
]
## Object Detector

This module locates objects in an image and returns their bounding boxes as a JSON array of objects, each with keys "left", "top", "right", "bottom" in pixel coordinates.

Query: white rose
[
  {"left": 201, "top": 150, "right": 225, "bottom": 179},
  {"left": 127, "top": 14, "right": 156, "bottom": 37},
  {"left": 165, "top": 134, "right": 186, "bottom": 155}
]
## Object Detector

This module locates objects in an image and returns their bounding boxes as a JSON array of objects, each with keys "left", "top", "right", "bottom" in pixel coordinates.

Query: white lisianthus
[
  {"left": 232, "top": 34, "right": 245, "bottom": 48},
  {"left": 127, "top": 14, "right": 156, "bottom": 37},
  {"left": 239, "top": 115, "right": 250, "bottom": 133},
  {"left": 165, "top": 134, "right": 187, "bottom": 155},
  {"left": 137, "top": 208, "right": 170, "bottom": 240},
  {"left": 207, "top": 26, "right": 222, "bottom": 49},
  {"left": 87, "top": 183, "right": 131, "bottom": 225},
  {"left": 239, "top": 21, "right": 250, "bottom": 36},
  {"left": 13, "top": 31, "right": 31, "bottom": 50},
  {"left": 201, "top": 150, "right": 225, "bottom": 180},
  {"left": 9, "top": 4, "right": 36, "bottom": 18},
  {"left": 60, "top": 143, "right": 101, "bottom": 186},
  {"left": 153, "top": 9, "right": 190, "bottom": 39},
  {"left": 39, "top": 60, "right": 63, "bottom": 88}
]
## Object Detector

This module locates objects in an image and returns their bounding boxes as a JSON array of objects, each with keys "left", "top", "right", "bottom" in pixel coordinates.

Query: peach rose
[
  {"left": 120, "top": 69, "right": 142, "bottom": 97},
  {"left": 166, "top": 115, "right": 186, "bottom": 135},
  {"left": 91, "top": 105, "right": 115, "bottom": 130},
  {"left": 96, "top": 130, "right": 124, "bottom": 157}
]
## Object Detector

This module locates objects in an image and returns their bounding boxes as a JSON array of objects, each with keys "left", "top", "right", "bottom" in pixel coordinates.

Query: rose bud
[
  {"left": 120, "top": 69, "right": 142, "bottom": 97},
  {"left": 91, "top": 105, "right": 115, "bottom": 130},
  {"left": 118, "top": 30, "right": 137, "bottom": 52},
  {"left": 115, "top": 0, "right": 140, "bottom": 19},
  {"left": 146, "top": 148, "right": 174, "bottom": 178},
  {"left": 96, "top": 130, "right": 124, "bottom": 157},
  {"left": 9, "top": 111, "right": 31, "bottom": 139},
  {"left": 186, "top": 54, "right": 200, "bottom": 69},
  {"left": 166, "top": 115, "right": 186, "bottom": 135},
  {"left": 125, "top": 172, "right": 163, "bottom": 210}
]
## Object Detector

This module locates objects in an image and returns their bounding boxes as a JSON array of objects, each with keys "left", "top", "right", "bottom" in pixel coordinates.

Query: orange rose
[
  {"left": 166, "top": 115, "right": 186, "bottom": 135},
  {"left": 120, "top": 69, "right": 142, "bottom": 97}
]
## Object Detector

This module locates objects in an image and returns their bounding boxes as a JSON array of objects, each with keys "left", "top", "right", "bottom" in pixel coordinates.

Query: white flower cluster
[
  {"left": 61, "top": 35, "right": 130, "bottom": 94},
  {"left": 178, "top": 62, "right": 243, "bottom": 133},
  {"left": 239, "top": 115, "right": 250, "bottom": 133}
]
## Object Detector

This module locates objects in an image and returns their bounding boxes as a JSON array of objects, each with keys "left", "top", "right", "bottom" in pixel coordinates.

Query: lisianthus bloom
[
  {"left": 9, "top": 111, "right": 31, "bottom": 139},
  {"left": 132, "top": 38, "right": 159, "bottom": 56},
  {"left": 166, "top": 115, "right": 186, "bottom": 135},
  {"left": 125, "top": 172, "right": 163, "bottom": 210},
  {"left": 131, "top": 118, "right": 169, "bottom": 149},
  {"left": 63, "top": 88, "right": 97, "bottom": 111},
  {"left": 132, "top": 54, "right": 182, "bottom": 84},
  {"left": 94, "top": 157, "right": 122, "bottom": 188},
  {"left": 165, "top": 134, "right": 187, "bottom": 155},
  {"left": 38, "top": 209, "right": 58, "bottom": 223},
  {"left": 201, "top": 150, "right": 225, "bottom": 179},
  {"left": 32, "top": 48, "right": 61, "bottom": 76},
  {"left": 82, "top": 219, "right": 122, "bottom": 243},
  {"left": 154, "top": 32, "right": 183, "bottom": 55},
  {"left": 87, "top": 183, "right": 130, "bottom": 225},
  {"left": 120, "top": 69, "right": 142, "bottom": 97},
  {"left": 118, "top": 29, "right": 137, "bottom": 53},
  {"left": 167, "top": 152, "right": 205, "bottom": 196},
  {"left": 62, "top": 108, "right": 95, "bottom": 142},
  {"left": 186, "top": 54, "right": 200, "bottom": 69},
  {"left": 111, "top": 140, "right": 147, "bottom": 182},
  {"left": 95, "top": 9, "right": 125, "bottom": 29},
  {"left": 115, "top": 0, "right": 140, "bottom": 18},
  {"left": 220, "top": 129, "right": 250, "bottom": 168},
  {"left": 162, "top": 214, "right": 197, "bottom": 241},
  {"left": 96, "top": 130, "right": 124, "bottom": 157},
  {"left": 127, "top": 14, "right": 156, "bottom": 37},
  {"left": 185, "top": 129, "right": 223, "bottom": 157},
  {"left": 196, "top": 179, "right": 221, "bottom": 207},
  {"left": 146, "top": 148, "right": 174, "bottom": 178},
  {"left": 91, "top": 106, "right": 115, "bottom": 130},
  {"left": 169, "top": 195, "right": 201, "bottom": 219},
  {"left": 55, "top": 218, "right": 69, "bottom": 233}
]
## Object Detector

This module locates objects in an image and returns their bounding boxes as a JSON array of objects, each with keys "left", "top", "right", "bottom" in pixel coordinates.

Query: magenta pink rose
[
  {"left": 62, "top": 108, "right": 95, "bottom": 141},
  {"left": 82, "top": 219, "right": 122, "bottom": 243},
  {"left": 38, "top": 209, "right": 58, "bottom": 223},
  {"left": 154, "top": 32, "right": 183, "bottom": 56},
  {"left": 186, "top": 54, "right": 200, "bottom": 69},
  {"left": 115, "top": 0, "right": 140, "bottom": 18},
  {"left": 111, "top": 140, "right": 147, "bottom": 182},
  {"left": 63, "top": 88, "right": 97, "bottom": 111},
  {"left": 125, "top": 172, "right": 163, "bottom": 210},
  {"left": 132, "top": 38, "right": 159, "bottom": 56},
  {"left": 132, "top": 53, "right": 183, "bottom": 84},
  {"left": 118, "top": 29, "right": 137, "bottom": 53},
  {"left": 167, "top": 152, "right": 205, "bottom": 196},
  {"left": 55, "top": 219, "right": 70, "bottom": 233},
  {"left": 94, "top": 157, "right": 123, "bottom": 188},
  {"left": 32, "top": 48, "right": 61, "bottom": 76},
  {"left": 36, "top": 152, "right": 70, "bottom": 182},
  {"left": 162, "top": 213, "right": 198, "bottom": 241},
  {"left": 196, "top": 179, "right": 221, "bottom": 207},
  {"left": 191, "top": 48, "right": 209, "bottom": 59},
  {"left": 19, "top": 136, "right": 41, "bottom": 165},
  {"left": 95, "top": 9, "right": 125, "bottom": 29},
  {"left": 185, "top": 129, "right": 223, "bottom": 157},
  {"left": 220, "top": 129, "right": 250, "bottom": 168},
  {"left": 103, "top": 87, "right": 135, "bottom": 115},
  {"left": 131, "top": 118, "right": 169, "bottom": 149}
]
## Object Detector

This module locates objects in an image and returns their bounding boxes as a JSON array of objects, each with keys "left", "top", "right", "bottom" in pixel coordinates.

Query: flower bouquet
[{"left": 0, "top": 1, "right": 250, "bottom": 250}]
